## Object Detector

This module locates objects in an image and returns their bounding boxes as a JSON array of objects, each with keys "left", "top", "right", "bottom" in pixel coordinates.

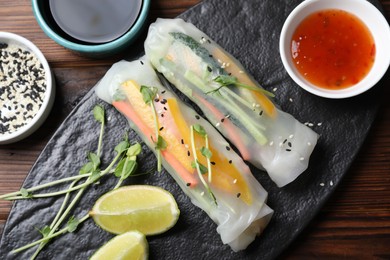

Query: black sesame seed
[
  {"left": 226, "top": 146, "right": 231, "bottom": 151},
  {"left": 221, "top": 118, "right": 225, "bottom": 123},
  {"left": 159, "top": 127, "right": 164, "bottom": 131},
  {"left": 195, "top": 115, "right": 200, "bottom": 120},
  {"left": 288, "top": 142, "right": 292, "bottom": 147},
  {"left": 181, "top": 139, "right": 184, "bottom": 144},
  {"left": 236, "top": 193, "right": 241, "bottom": 198},
  {"left": 163, "top": 107, "right": 167, "bottom": 111},
  {"left": 286, "top": 149, "right": 291, "bottom": 152},
  {"left": 283, "top": 139, "right": 287, "bottom": 144},
  {"left": 211, "top": 161, "right": 216, "bottom": 165},
  {"left": 140, "top": 60, "right": 144, "bottom": 65},
  {"left": 187, "top": 151, "right": 191, "bottom": 157},
  {"left": 186, "top": 183, "right": 191, "bottom": 187},
  {"left": 209, "top": 54, "right": 213, "bottom": 58},
  {"left": 228, "top": 160, "right": 232, "bottom": 164},
  {"left": 259, "top": 110, "right": 263, "bottom": 116},
  {"left": 161, "top": 114, "right": 164, "bottom": 117},
  {"left": 161, "top": 90, "right": 166, "bottom": 94},
  {"left": 207, "top": 66, "right": 212, "bottom": 72},
  {"left": 154, "top": 98, "right": 159, "bottom": 102}
]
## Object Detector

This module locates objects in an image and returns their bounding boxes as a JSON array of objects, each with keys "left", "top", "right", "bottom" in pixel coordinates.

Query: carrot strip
[
  {"left": 193, "top": 93, "right": 251, "bottom": 160},
  {"left": 161, "top": 150, "right": 198, "bottom": 186},
  {"left": 113, "top": 100, "right": 198, "bottom": 186},
  {"left": 212, "top": 47, "right": 276, "bottom": 118}
]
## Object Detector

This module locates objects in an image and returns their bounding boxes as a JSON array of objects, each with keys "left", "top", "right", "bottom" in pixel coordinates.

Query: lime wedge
[
  {"left": 91, "top": 231, "right": 148, "bottom": 260},
  {"left": 90, "top": 185, "right": 180, "bottom": 235}
]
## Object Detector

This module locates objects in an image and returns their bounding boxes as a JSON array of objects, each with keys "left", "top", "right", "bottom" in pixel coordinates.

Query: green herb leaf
[
  {"left": 127, "top": 143, "right": 142, "bottom": 157},
  {"left": 90, "top": 170, "right": 101, "bottom": 183},
  {"left": 200, "top": 147, "right": 212, "bottom": 159},
  {"left": 93, "top": 105, "right": 105, "bottom": 124},
  {"left": 79, "top": 161, "right": 94, "bottom": 175},
  {"left": 67, "top": 216, "right": 80, "bottom": 233},
  {"left": 191, "top": 160, "right": 208, "bottom": 174},
  {"left": 88, "top": 152, "right": 100, "bottom": 170},
  {"left": 37, "top": 225, "right": 51, "bottom": 238},
  {"left": 115, "top": 140, "right": 130, "bottom": 154},
  {"left": 193, "top": 124, "right": 206, "bottom": 137},
  {"left": 214, "top": 75, "right": 238, "bottom": 86},
  {"left": 156, "top": 135, "right": 167, "bottom": 150},
  {"left": 140, "top": 85, "right": 158, "bottom": 104},
  {"left": 20, "top": 188, "right": 32, "bottom": 198},
  {"left": 114, "top": 158, "right": 137, "bottom": 179},
  {"left": 212, "top": 75, "right": 275, "bottom": 97}
]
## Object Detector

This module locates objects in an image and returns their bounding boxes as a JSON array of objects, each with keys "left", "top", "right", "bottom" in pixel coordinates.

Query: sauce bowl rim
[{"left": 279, "top": 0, "right": 390, "bottom": 99}]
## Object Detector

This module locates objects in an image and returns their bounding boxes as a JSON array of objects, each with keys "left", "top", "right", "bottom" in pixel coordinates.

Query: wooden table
[{"left": 0, "top": 0, "right": 389, "bottom": 259}]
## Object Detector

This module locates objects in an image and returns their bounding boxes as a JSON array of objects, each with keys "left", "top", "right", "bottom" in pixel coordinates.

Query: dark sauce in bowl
[{"left": 48, "top": 0, "right": 142, "bottom": 44}]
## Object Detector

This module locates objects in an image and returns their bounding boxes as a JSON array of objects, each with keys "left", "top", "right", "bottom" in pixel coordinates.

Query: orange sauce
[{"left": 291, "top": 9, "right": 375, "bottom": 89}]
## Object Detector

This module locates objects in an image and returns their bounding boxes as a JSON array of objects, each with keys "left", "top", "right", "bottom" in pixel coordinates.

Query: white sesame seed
[
  {"left": 200, "top": 191, "right": 205, "bottom": 196},
  {"left": 289, "top": 98, "right": 293, "bottom": 102},
  {"left": 299, "top": 157, "right": 305, "bottom": 161},
  {"left": 233, "top": 179, "right": 237, "bottom": 184},
  {"left": 330, "top": 181, "right": 334, "bottom": 186},
  {"left": 289, "top": 134, "right": 294, "bottom": 139},
  {"left": 226, "top": 62, "right": 230, "bottom": 67},
  {"left": 317, "top": 122, "right": 322, "bottom": 126},
  {"left": 269, "top": 141, "right": 274, "bottom": 146},
  {"left": 184, "top": 144, "right": 189, "bottom": 149},
  {"left": 218, "top": 59, "right": 222, "bottom": 64},
  {"left": 157, "top": 110, "right": 163, "bottom": 114},
  {"left": 308, "top": 123, "right": 314, "bottom": 127},
  {"left": 107, "top": 116, "right": 111, "bottom": 121},
  {"left": 239, "top": 70, "right": 244, "bottom": 74},
  {"left": 215, "top": 122, "right": 220, "bottom": 127},
  {"left": 255, "top": 104, "right": 260, "bottom": 108},
  {"left": 307, "top": 142, "right": 312, "bottom": 146},
  {"left": 320, "top": 183, "right": 325, "bottom": 187},
  {"left": 273, "top": 87, "right": 278, "bottom": 92},
  {"left": 279, "top": 142, "right": 283, "bottom": 147}
]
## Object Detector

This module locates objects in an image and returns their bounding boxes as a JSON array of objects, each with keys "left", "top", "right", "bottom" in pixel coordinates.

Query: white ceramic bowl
[
  {"left": 0, "top": 32, "right": 55, "bottom": 144},
  {"left": 279, "top": 0, "right": 390, "bottom": 98}
]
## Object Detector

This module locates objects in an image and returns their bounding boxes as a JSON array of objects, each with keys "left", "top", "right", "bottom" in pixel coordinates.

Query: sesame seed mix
[{"left": 0, "top": 43, "right": 46, "bottom": 135}]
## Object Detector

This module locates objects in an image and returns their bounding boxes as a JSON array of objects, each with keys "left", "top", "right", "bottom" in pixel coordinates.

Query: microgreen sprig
[
  {"left": 207, "top": 75, "right": 275, "bottom": 98},
  {"left": 190, "top": 124, "right": 217, "bottom": 205},
  {"left": 140, "top": 85, "right": 167, "bottom": 172},
  {"left": 0, "top": 105, "right": 145, "bottom": 259}
]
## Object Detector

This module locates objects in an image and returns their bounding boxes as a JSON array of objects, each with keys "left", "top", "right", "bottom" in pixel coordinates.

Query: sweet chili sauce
[{"left": 291, "top": 9, "right": 375, "bottom": 89}]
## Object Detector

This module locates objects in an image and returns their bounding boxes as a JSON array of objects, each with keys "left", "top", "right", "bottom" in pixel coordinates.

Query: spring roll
[
  {"left": 95, "top": 59, "right": 273, "bottom": 251},
  {"left": 144, "top": 18, "right": 318, "bottom": 187}
]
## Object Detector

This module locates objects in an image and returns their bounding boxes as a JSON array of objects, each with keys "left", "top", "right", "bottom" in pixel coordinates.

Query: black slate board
[{"left": 0, "top": 0, "right": 387, "bottom": 259}]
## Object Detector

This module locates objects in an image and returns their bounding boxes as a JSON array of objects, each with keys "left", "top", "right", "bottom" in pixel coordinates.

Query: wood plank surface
[{"left": 0, "top": 0, "right": 389, "bottom": 259}]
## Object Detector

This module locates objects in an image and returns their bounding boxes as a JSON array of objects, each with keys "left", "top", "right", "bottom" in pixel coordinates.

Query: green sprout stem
[
  {"left": 12, "top": 214, "right": 90, "bottom": 255},
  {"left": 190, "top": 126, "right": 217, "bottom": 205}
]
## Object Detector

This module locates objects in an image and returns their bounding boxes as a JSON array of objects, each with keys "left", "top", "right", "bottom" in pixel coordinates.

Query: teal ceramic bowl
[{"left": 31, "top": 0, "right": 150, "bottom": 58}]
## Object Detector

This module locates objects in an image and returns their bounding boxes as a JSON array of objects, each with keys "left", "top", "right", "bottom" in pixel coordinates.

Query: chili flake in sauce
[{"left": 291, "top": 9, "right": 375, "bottom": 89}]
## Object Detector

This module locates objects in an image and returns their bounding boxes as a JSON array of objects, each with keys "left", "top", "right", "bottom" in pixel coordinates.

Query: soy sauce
[{"left": 49, "top": 0, "right": 142, "bottom": 44}]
